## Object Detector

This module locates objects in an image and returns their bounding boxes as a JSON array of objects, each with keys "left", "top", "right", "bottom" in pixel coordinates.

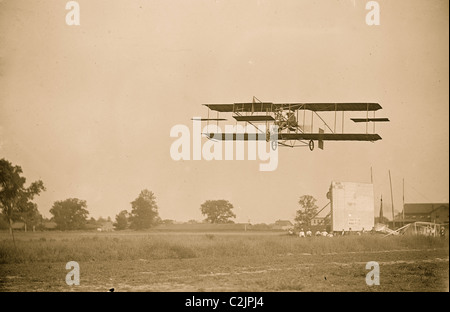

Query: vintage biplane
[{"left": 195, "top": 96, "right": 389, "bottom": 151}]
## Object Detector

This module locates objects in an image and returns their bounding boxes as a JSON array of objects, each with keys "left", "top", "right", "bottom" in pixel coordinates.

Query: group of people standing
[
  {"left": 288, "top": 227, "right": 371, "bottom": 238},
  {"left": 288, "top": 226, "right": 448, "bottom": 237},
  {"left": 289, "top": 228, "right": 334, "bottom": 237}
]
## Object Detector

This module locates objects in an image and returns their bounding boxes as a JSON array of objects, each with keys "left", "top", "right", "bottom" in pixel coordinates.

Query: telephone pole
[{"left": 389, "top": 170, "right": 395, "bottom": 229}]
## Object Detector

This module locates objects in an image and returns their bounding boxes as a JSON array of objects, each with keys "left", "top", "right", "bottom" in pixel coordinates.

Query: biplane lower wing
[
  {"left": 351, "top": 118, "right": 390, "bottom": 122},
  {"left": 280, "top": 133, "right": 382, "bottom": 141},
  {"left": 206, "top": 133, "right": 382, "bottom": 141},
  {"left": 233, "top": 115, "right": 275, "bottom": 121},
  {"left": 191, "top": 118, "right": 227, "bottom": 121}
]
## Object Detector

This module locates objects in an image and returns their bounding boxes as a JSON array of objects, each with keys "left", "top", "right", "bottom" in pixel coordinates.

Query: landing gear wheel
[
  {"left": 271, "top": 140, "right": 278, "bottom": 151},
  {"left": 309, "top": 139, "right": 314, "bottom": 151}
]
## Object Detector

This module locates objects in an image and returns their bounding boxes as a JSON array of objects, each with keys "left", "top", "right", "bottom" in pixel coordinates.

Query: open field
[{"left": 0, "top": 230, "right": 448, "bottom": 292}]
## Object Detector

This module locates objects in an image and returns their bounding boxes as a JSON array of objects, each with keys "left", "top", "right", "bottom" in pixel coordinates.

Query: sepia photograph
[{"left": 0, "top": 0, "right": 448, "bottom": 296}]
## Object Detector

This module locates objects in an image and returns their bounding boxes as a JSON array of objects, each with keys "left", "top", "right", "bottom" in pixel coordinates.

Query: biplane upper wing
[{"left": 203, "top": 102, "right": 382, "bottom": 112}]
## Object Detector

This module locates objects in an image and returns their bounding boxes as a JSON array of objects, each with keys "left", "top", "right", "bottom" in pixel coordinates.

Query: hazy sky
[{"left": 0, "top": 0, "right": 448, "bottom": 223}]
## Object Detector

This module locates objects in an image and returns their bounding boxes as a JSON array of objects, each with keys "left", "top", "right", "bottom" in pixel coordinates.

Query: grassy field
[{"left": 0, "top": 230, "right": 448, "bottom": 292}]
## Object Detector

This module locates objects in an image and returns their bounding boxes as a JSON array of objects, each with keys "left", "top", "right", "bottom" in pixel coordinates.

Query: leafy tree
[
  {"left": 50, "top": 198, "right": 89, "bottom": 230},
  {"left": 113, "top": 210, "right": 129, "bottom": 230},
  {"left": 200, "top": 200, "right": 236, "bottom": 224},
  {"left": 129, "top": 189, "right": 159, "bottom": 230},
  {"left": 294, "top": 195, "right": 318, "bottom": 227},
  {"left": 16, "top": 201, "right": 43, "bottom": 232},
  {"left": 0, "top": 158, "right": 45, "bottom": 243}
]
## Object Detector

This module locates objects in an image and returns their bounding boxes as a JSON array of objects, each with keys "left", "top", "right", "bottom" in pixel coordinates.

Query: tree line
[
  {"left": 1, "top": 158, "right": 323, "bottom": 235},
  {"left": 0, "top": 159, "right": 241, "bottom": 233},
  {"left": 0, "top": 158, "right": 166, "bottom": 232}
]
